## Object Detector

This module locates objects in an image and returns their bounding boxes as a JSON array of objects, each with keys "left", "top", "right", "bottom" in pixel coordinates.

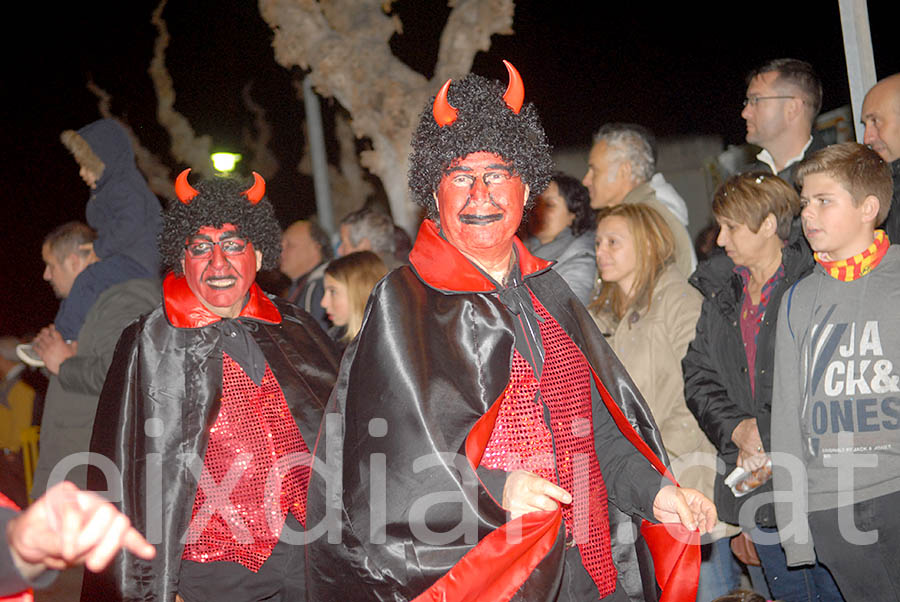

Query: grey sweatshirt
[{"left": 771, "top": 245, "right": 900, "bottom": 566}]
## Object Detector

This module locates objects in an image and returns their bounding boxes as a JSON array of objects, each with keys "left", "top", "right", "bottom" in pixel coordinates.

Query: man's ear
[
  {"left": 65, "top": 253, "right": 81, "bottom": 274},
  {"left": 523, "top": 184, "right": 530, "bottom": 204},
  {"left": 432, "top": 191, "right": 440, "bottom": 213},
  {"left": 861, "top": 194, "right": 881, "bottom": 224},
  {"left": 255, "top": 250, "right": 263, "bottom": 272},
  {"left": 618, "top": 161, "right": 633, "bottom": 185},
  {"left": 786, "top": 96, "right": 808, "bottom": 125}
]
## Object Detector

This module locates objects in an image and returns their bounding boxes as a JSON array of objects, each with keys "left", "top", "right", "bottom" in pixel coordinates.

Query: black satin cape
[
  {"left": 80, "top": 274, "right": 340, "bottom": 602},
  {"left": 305, "top": 220, "right": 697, "bottom": 602}
]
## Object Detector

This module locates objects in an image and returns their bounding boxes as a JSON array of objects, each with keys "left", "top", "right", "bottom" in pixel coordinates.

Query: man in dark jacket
[
  {"left": 861, "top": 73, "right": 900, "bottom": 243},
  {"left": 306, "top": 61, "right": 715, "bottom": 602},
  {"left": 81, "top": 172, "right": 340, "bottom": 602},
  {"left": 31, "top": 223, "right": 159, "bottom": 502},
  {"left": 739, "top": 59, "right": 827, "bottom": 185}
]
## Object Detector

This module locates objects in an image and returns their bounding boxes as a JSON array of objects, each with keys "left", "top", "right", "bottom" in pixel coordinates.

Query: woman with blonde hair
[
  {"left": 590, "top": 202, "right": 727, "bottom": 599},
  {"left": 321, "top": 251, "right": 388, "bottom": 348}
]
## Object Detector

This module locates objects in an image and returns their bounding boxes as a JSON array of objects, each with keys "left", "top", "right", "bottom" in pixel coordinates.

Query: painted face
[
  {"left": 861, "top": 80, "right": 900, "bottom": 163},
  {"left": 321, "top": 274, "right": 351, "bottom": 327},
  {"left": 594, "top": 215, "right": 638, "bottom": 296},
  {"left": 434, "top": 151, "right": 529, "bottom": 267},
  {"left": 582, "top": 141, "right": 632, "bottom": 209},
  {"left": 741, "top": 72, "right": 792, "bottom": 149},
  {"left": 800, "top": 172, "right": 876, "bottom": 261},
  {"left": 714, "top": 215, "right": 772, "bottom": 268},
  {"left": 530, "top": 181, "right": 575, "bottom": 243},
  {"left": 181, "top": 224, "right": 262, "bottom": 318}
]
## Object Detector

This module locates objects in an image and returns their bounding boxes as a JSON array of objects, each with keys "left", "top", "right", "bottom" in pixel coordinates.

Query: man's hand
[
  {"left": 502, "top": 470, "right": 572, "bottom": 519},
  {"left": 731, "top": 418, "right": 768, "bottom": 471},
  {"left": 31, "top": 325, "right": 76, "bottom": 375},
  {"left": 6, "top": 481, "right": 155, "bottom": 581},
  {"left": 651, "top": 485, "right": 717, "bottom": 534}
]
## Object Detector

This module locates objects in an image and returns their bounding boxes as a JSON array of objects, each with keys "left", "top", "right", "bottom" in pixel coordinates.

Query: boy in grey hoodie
[{"left": 772, "top": 142, "right": 900, "bottom": 600}]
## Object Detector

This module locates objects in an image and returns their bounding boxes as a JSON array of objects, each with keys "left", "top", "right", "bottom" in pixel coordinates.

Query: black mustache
[{"left": 458, "top": 213, "right": 503, "bottom": 225}]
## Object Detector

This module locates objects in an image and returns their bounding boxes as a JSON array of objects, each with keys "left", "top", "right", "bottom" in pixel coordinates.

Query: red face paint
[
  {"left": 182, "top": 224, "right": 259, "bottom": 318},
  {"left": 435, "top": 151, "right": 528, "bottom": 269}
]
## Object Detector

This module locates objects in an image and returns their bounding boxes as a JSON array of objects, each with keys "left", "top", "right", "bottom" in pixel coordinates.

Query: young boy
[
  {"left": 771, "top": 142, "right": 900, "bottom": 600},
  {"left": 53, "top": 118, "right": 161, "bottom": 342}
]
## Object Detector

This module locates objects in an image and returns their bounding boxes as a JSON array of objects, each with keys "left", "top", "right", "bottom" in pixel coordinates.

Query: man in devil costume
[
  {"left": 80, "top": 171, "right": 340, "bottom": 601},
  {"left": 305, "top": 62, "right": 716, "bottom": 601}
]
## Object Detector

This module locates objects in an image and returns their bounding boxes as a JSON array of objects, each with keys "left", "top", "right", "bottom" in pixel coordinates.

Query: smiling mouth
[
  {"left": 459, "top": 214, "right": 503, "bottom": 225},
  {"left": 205, "top": 277, "right": 237, "bottom": 289}
]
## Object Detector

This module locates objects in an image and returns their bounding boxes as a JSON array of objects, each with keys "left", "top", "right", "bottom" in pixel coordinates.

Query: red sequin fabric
[
  {"left": 182, "top": 353, "right": 311, "bottom": 572},
  {"left": 480, "top": 294, "right": 616, "bottom": 596}
]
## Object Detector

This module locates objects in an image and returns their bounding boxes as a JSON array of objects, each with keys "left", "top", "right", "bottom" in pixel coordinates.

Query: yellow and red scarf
[{"left": 815, "top": 230, "right": 889, "bottom": 282}]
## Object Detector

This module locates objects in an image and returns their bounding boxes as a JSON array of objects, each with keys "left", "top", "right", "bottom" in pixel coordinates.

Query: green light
[{"left": 211, "top": 152, "right": 242, "bottom": 173}]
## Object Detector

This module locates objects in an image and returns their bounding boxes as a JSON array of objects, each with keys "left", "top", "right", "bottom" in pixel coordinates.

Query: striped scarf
[{"left": 815, "top": 230, "right": 889, "bottom": 281}]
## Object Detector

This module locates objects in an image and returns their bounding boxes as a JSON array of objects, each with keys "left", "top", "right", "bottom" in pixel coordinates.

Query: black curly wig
[
  {"left": 159, "top": 174, "right": 282, "bottom": 275},
  {"left": 408, "top": 73, "right": 553, "bottom": 222}
]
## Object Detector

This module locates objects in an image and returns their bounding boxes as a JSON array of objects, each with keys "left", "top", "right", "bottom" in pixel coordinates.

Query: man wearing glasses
[
  {"left": 81, "top": 171, "right": 340, "bottom": 602},
  {"left": 740, "top": 58, "right": 826, "bottom": 184}
]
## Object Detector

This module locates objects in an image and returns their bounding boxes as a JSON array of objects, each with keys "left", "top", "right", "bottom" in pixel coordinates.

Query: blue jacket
[{"left": 79, "top": 118, "right": 161, "bottom": 275}]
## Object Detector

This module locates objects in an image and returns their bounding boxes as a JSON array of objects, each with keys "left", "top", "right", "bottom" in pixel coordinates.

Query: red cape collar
[
  {"left": 408, "top": 219, "right": 552, "bottom": 292},
  {"left": 163, "top": 272, "right": 281, "bottom": 328}
]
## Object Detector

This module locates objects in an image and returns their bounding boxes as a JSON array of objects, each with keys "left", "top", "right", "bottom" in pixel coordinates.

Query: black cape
[
  {"left": 305, "top": 221, "right": 699, "bottom": 602},
  {"left": 81, "top": 275, "right": 340, "bottom": 602}
]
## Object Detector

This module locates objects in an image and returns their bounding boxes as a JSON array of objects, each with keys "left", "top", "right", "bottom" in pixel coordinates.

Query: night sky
[{"left": 2, "top": 1, "right": 898, "bottom": 337}]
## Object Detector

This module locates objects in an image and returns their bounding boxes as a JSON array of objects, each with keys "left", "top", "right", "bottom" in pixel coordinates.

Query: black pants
[
  {"left": 808, "top": 490, "right": 900, "bottom": 601},
  {"left": 178, "top": 513, "right": 306, "bottom": 602}
]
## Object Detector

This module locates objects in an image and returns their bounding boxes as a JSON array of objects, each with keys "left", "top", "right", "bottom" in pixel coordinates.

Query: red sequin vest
[
  {"left": 182, "top": 353, "right": 311, "bottom": 572},
  {"left": 480, "top": 294, "right": 616, "bottom": 597}
]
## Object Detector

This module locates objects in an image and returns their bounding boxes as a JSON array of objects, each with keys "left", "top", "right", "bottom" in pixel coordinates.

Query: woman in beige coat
[{"left": 590, "top": 203, "right": 736, "bottom": 599}]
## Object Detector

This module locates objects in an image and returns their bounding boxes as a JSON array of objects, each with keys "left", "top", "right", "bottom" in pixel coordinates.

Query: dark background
[{"left": 2, "top": 1, "right": 898, "bottom": 336}]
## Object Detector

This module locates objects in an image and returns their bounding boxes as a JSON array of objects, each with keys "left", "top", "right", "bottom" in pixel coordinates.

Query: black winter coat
[
  {"left": 682, "top": 232, "right": 813, "bottom": 527},
  {"left": 880, "top": 158, "right": 900, "bottom": 245}
]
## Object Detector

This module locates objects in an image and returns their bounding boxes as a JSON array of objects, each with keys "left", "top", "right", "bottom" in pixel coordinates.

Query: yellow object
[
  {"left": 211, "top": 152, "right": 241, "bottom": 173},
  {"left": 0, "top": 379, "right": 33, "bottom": 452}
]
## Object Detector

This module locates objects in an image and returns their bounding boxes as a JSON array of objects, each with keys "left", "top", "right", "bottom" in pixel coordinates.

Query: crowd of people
[{"left": 1, "top": 58, "right": 899, "bottom": 602}]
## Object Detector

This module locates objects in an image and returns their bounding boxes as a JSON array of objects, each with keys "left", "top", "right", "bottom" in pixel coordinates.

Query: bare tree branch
[
  {"left": 242, "top": 82, "right": 280, "bottom": 179},
  {"left": 259, "top": 0, "right": 515, "bottom": 233},
  {"left": 149, "top": 0, "right": 214, "bottom": 176},
  {"left": 86, "top": 81, "right": 174, "bottom": 199},
  {"left": 433, "top": 0, "right": 514, "bottom": 84}
]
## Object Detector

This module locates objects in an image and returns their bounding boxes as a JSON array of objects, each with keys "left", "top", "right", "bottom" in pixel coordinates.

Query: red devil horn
[
  {"left": 241, "top": 172, "right": 265, "bottom": 204},
  {"left": 175, "top": 168, "right": 199, "bottom": 204},
  {"left": 432, "top": 79, "right": 458, "bottom": 127},
  {"left": 502, "top": 60, "right": 524, "bottom": 114}
]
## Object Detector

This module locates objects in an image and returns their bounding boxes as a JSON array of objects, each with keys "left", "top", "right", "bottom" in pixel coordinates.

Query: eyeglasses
[
  {"left": 743, "top": 95, "right": 796, "bottom": 107},
  {"left": 185, "top": 238, "right": 249, "bottom": 257}
]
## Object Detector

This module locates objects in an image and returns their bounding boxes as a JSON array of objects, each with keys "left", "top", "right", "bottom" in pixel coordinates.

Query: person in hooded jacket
[
  {"left": 683, "top": 172, "right": 842, "bottom": 602},
  {"left": 52, "top": 118, "right": 161, "bottom": 342}
]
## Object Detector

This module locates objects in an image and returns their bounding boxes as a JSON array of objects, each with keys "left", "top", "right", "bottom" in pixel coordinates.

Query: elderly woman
[
  {"left": 683, "top": 172, "right": 842, "bottom": 601},
  {"left": 525, "top": 171, "right": 596, "bottom": 303}
]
